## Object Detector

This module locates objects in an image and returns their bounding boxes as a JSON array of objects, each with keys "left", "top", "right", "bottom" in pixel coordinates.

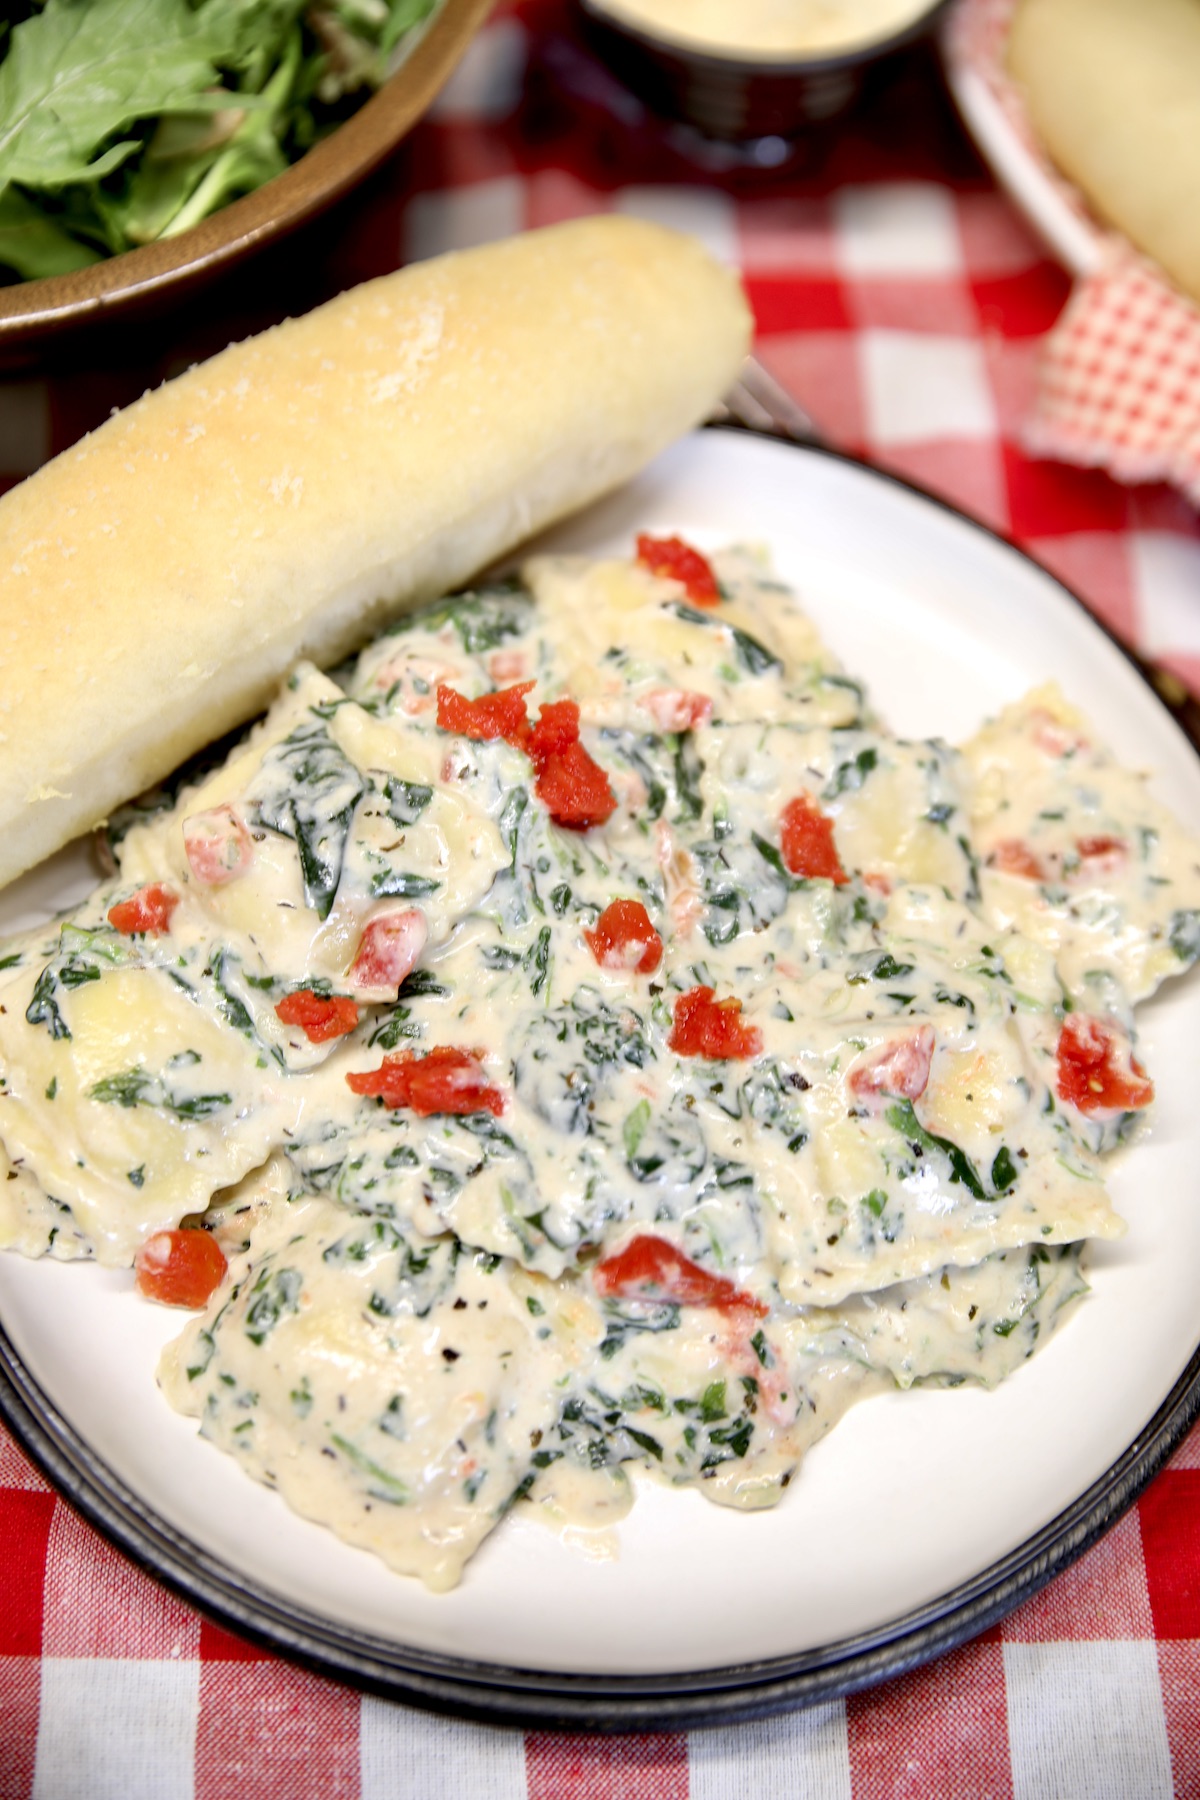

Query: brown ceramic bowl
[
  {"left": 577, "top": 0, "right": 950, "bottom": 140},
  {"left": 0, "top": 0, "right": 494, "bottom": 350}
]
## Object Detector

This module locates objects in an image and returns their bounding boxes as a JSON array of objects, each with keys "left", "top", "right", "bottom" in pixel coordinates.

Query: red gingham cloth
[
  {"left": 946, "top": 0, "right": 1200, "bottom": 507},
  {"left": 3, "top": 2, "right": 1200, "bottom": 1793},
  {"left": 1026, "top": 251, "right": 1200, "bottom": 508}
]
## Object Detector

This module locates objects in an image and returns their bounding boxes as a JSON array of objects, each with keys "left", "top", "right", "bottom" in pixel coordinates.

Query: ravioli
[
  {"left": 3, "top": 536, "right": 1195, "bottom": 1590},
  {"left": 161, "top": 1184, "right": 603, "bottom": 1592},
  {"left": 697, "top": 723, "right": 976, "bottom": 904},
  {"left": 964, "top": 683, "right": 1200, "bottom": 1003},
  {"left": 0, "top": 1136, "right": 91, "bottom": 1261},
  {"left": 118, "top": 663, "right": 508, "bottom": 1067},
  {"left": 0, "top": 895, "right": 300, "bottom": 1265}
]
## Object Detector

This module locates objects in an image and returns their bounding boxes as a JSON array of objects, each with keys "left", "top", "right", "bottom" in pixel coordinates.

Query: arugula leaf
[
  {"left": 0, "top": 0, "right": 222, "bottom": 190},
  {"left": 117, "top": 106, "right": 251, "bottom": 246},
  {"left": 159, "top": 23, "right": 296, "bottom": 239},
  {"left": 0, "top": 180, "right": 100, "bottom": 276},
  {"left": 380, "top": 0, "right": 438, "bottom": 55},
  {"left": 194, "top": 0, "right": 306, "bottom": 82},
  {"left": 0, "top": 0, "right": 437, "bottom": 275}
]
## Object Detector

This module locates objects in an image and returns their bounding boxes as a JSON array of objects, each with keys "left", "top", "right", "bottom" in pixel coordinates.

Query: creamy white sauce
[
  {"left": 964, "top": 682, "right": 1200, "bottom": 1004},
  {"left": 590, "top": 0, "right": 935, "bottom": 61},
  {"left": 2, "top": 541, "right": 1195, "bottom": 1588}
]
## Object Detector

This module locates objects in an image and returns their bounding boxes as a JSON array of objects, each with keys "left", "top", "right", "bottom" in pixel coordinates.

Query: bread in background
[
  {"left": 1008, "top": 0, "right": 1200, "bottom": 305},
  {"left": 0, "top": 217, "right": 751, "bottom": 891}
]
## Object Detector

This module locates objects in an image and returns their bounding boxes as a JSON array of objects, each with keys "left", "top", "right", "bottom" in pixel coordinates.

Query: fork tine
[{"left": 713, "top": 356, "right": 822, "bottom": 445}]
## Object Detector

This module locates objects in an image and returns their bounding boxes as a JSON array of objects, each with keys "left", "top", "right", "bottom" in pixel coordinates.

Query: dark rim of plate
[{"left": 2, "top": 426, "right": 1199, "bottom": 1732}]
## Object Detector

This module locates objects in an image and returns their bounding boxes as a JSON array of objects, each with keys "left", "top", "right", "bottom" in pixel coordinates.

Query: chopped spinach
[
  {"left": 370, "top": 868, "right": 441, "bottom": 899},
  {"left": 823, "top": 745, "right": 878, "bottom": 799},
  {"left": 330, "top": 1432, "right": 410, "bottom": 1505},
  {"left": 384, "top": 777, "right": 433, "bottom": 828},
  {"left": 886, "top": 1099, "right": 987, "bottom": 1202},
  {"left": 1169, "top": 909, "right": 1200, "bottom": 964},
  {"left": 25, "top": 966, "right": 70, "bottom": 1039},
  {"left": 89, "top": 1066, "right": 231, "bottom": 1119},
  {"left": 250, "top": 719, "right": 367, "bottom": 919},
  {"left": 244, "top": 1266, "right": 304, "bottom": 1345}
]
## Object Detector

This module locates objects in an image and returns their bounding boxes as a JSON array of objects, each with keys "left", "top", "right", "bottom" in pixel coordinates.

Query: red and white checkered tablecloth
[{"left": 4, "top": 2, "right": 1200, "bottom": 1793}]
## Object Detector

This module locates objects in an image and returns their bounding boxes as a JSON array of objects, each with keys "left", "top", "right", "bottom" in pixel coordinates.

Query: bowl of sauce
[{"left": 577, "top": 0, "right": 950, "bottom": 140}]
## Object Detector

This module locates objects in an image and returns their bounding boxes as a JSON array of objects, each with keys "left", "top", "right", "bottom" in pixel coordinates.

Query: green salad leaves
[{"left": 0, "top": 0, "right": 438, "bottom": 280}]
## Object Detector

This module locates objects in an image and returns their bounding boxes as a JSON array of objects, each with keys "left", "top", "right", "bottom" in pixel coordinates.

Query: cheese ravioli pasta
[{"left": 3, "top": 537, "right": 1196, "bottom": 1590}]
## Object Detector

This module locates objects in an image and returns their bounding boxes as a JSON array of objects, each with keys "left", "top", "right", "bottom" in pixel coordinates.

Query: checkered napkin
[
  {"left": 5, "top": 1411, "right": 1200, "bottom": 1797},
  {"left": 946, "top": 0, "right": 1200, "bottom": 508}
]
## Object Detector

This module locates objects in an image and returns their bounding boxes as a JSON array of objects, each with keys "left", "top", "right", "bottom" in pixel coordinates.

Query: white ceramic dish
[{"left": 2, "top": 428, "right": 1199, "bottom": 1725}]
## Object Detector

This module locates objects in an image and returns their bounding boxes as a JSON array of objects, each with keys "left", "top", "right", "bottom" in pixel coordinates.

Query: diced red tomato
[
  {"left": 107, "top": 883, "right": 178, "bottom": 936},
  {"left": 1074, "top": 835, "right": 1128, "bottom": 877},
  {"left": 436, "top": 681, "right": 534, "bottom": 746},
  {"left": 526, "top": 698, "right": 581, "bottom": 763},
  {"left": 635, "top": 533, "right": 721, "bottom": 606},
  {"left": 848, "top": 1026, "right": 936, "bottom": 1104},
  {"left": 275, "top": 989, "right": 360, "bottom": 1043},
  {"left": 668, "top": 985, "right": 762, "bottom": 1060},
  {"left": 989, "top": 839, "right": 1047, "bottom": 881},
  {"left": 1031, "top": 710, "right": 1088, "bottom": 758},
  {"left": 534, "top": 740, "right": 617, "bottom": 829},
  {"left": 525, "top": 699, "right": 616, "bottom": 830},
  {"left": 1055, "top": 1014, "right": 1154, "bottom": 1118},
  {"left": 346, "top": 1045, "right": 504, "bottom": 1116},
  {"left": 779, "top": 794, "right": 848, "bottom": 884},
  {"left": 863, "top": 871, "right": 892, "bottom": 896},
  {"left": 641, "top": 688, "right": 713, "bottom": 732},
  {"left": 593, "top": 1233, "right": 766, "bottom": 1317},
  {"left": 436, "top": 685, "right": 618, "bottom": 831},
  {"left": 134, "top": 1229, "right": 228, "bottom": 1309},
  {"left": 436, "top": 681, "right": 618, "bottom": 831},
  {"left": 347, "top": 909, "right": 428, "bottom": 997},
  {"left": 183, "top": 803, "right": 254, "bottom": 886},
  {"left": 584, "top": 899, "right": 663, "bottom": 974},
  {"left": 488, "top": 649, "right": 528, "bottom": 684}
]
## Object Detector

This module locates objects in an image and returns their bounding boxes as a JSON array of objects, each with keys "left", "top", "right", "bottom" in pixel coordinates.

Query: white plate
[{"left": 2, "top": 430, "right": 1199, "bottom": 1724}]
